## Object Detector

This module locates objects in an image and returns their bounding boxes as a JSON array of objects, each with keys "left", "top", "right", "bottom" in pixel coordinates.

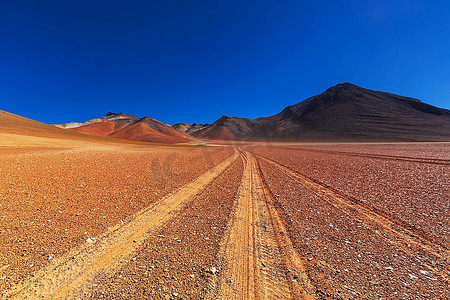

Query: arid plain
[{"left": 0, "top": 111, "right": 449, "bottom": 299}]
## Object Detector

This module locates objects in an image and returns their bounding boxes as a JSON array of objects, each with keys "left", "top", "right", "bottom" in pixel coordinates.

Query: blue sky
[{"left": 1, "top": 0, "right": 449, "bottom": 124}]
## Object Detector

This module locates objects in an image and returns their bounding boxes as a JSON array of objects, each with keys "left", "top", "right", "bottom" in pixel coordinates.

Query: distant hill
[
  {"left": 0, "top": 110, "right": 132, "bottom": 147},
  {"left": 188, "top": 83, "right": 450, "bottom": 142},
  {"left": 0, "top": 110, "right": 100, "bottom": 141},
  {"left": 172, "top": 123, "right": 208, "bottom": 135},
  {"left": 56, "top": 112, "right": 191, "bottom": 143}
]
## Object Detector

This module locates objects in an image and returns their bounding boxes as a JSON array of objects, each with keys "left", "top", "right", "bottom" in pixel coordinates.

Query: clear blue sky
[{"left": 1, "top": 0, "right": 449, "bottom": 124}]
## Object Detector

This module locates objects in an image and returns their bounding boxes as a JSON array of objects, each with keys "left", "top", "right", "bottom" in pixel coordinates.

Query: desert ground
[{"left": 0, "top": 123, "right": 449, "bottom": 299}]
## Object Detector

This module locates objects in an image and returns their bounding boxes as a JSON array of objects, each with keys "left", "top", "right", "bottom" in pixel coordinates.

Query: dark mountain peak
[
  {"left": 214, "top": 115, "right": 231, "bottom": 124},
  {"left": 137, "top": 116, "right": 169, "bottom": 127},
  {"left": 102, "top": 112, "right": 136, "bottom": 120},
  {"left": 323, "top": 82, "right": 363, "bottom": 95}
]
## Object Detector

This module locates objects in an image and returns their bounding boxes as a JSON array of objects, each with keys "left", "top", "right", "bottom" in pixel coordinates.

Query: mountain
[
  {"left": 56, "top": 112, "right": 191, "bottom": 143},
  {"left": 188, "top": 83, "right": 450, "bottom": 142},
  {"left": 172, "top": 123, "right": 209, "bottom": 135},
  {"left": 191, "top": 116, "right": 257, "bottom": 140}
]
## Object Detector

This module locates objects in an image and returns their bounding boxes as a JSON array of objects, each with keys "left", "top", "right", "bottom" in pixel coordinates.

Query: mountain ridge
[
  {"left": 188, "top": 83, "right": 450, "bottom": 142},
  {"left": 56, "top": 112, "right": 191, "bottom": 143},
  {"left": 53, "top": 83, "right": 450, "bottom": 142}
]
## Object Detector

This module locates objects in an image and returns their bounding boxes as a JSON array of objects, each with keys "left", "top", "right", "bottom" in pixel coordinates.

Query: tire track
[
  {"left": 255, "top": 153, "right": 450, "bottom": 278},
  {"left": 279, "top": 147, "right": 450, "bottom": 166},
  {"left": 6, "top": 150, "right": 239, "bottom": 299},
  {"left": 213, "top": 151, "right": 314, "bottom": 299}
]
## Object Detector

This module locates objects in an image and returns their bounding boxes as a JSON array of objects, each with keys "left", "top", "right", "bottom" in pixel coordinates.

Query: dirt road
[{"left": 212, "top": 151, "right": 314, "bottom": 299}]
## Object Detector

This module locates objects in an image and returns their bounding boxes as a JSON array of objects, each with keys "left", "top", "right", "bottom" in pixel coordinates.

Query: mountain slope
[
  {"left": 58, "top": 113, "right": 191, "bottom": 143},
  {"left": 0, "top": 110, "right": 127, "bottom": 146},
  {"left": 172, "top": 123, "right": 208, "bottom": 135},
  {"left": 192, "top": 116, "right": 257, "bottom": 140},
  {"left": 191, "top": 83, "right": 450, "bottom": 142}
]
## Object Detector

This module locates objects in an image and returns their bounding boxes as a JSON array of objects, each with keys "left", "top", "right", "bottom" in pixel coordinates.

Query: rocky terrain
[
  {"left": 0, "top": 144, "right": 231, "bottom": 296},
  {"left": 248, "top": 144, "right": 449, "bottom": 298}
]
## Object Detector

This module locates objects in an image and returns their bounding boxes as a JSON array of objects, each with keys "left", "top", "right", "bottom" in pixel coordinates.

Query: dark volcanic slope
[
  {"left": 172, "top": 123, "right": 208, "bottom": 135},
  {"left": 192, "top": 116, "right": 257, "bottom": 140},
  {"left": 192, "top": 83, "right": 450, "bottom": 142}
]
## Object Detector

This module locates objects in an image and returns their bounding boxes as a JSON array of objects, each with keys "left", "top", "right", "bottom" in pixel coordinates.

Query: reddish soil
[
  {"left": 1, "top": 132, "right": 448, "bottom": 299},
  {"left": 258, "top": 157, "right": 448, "bottom": 298},
  {"left": 246, "top": 144, "right": 449, "bottom": 298},
  {"left": 86, "top": 156, "right": 243, "bottom": 299},
  {"left": 109, "top": 122, "right": 190, "bottom": 143},
  {"left": 0, "top": 144, "right": 231, "bottom": 295},
  {"left": 247, "top": 145, "right": 450, "bottom": 248},
  {"left": 69, "top": 121, "right": 117, "bottom": 136}
]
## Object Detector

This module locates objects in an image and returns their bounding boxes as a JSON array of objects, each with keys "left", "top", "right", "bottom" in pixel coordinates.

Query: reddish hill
[
  {"left": 71, "top": 121, "right": 117, "bottom": 136},
  {"left": 0, "top": 110, "right": 129, "bottom": 146},
  {"left": 109, "top": 122, "right": 187, "bottom": 143},
  {"left": 60, "top": 113, "right": 191, "bottom": 144},
  {"left": 0, "top": 110, "right": 96, "bottom": 140}
]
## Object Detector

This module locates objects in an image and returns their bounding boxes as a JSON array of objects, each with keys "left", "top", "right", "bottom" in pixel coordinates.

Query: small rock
[
  {"left": 210, "top": 267, "right": 217, "bottom": 275},
  {"left": 419, "top": 270, "right": 429, "bottom": 275},
  {"left": 47, "top": 256, "right": 53, "bottom": 261},
  {"left": 190, "top": 274, "right": 195, "bottom": 278},
  {"left": 87, "top": 238, "right": 96, "bottom": 243}
]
